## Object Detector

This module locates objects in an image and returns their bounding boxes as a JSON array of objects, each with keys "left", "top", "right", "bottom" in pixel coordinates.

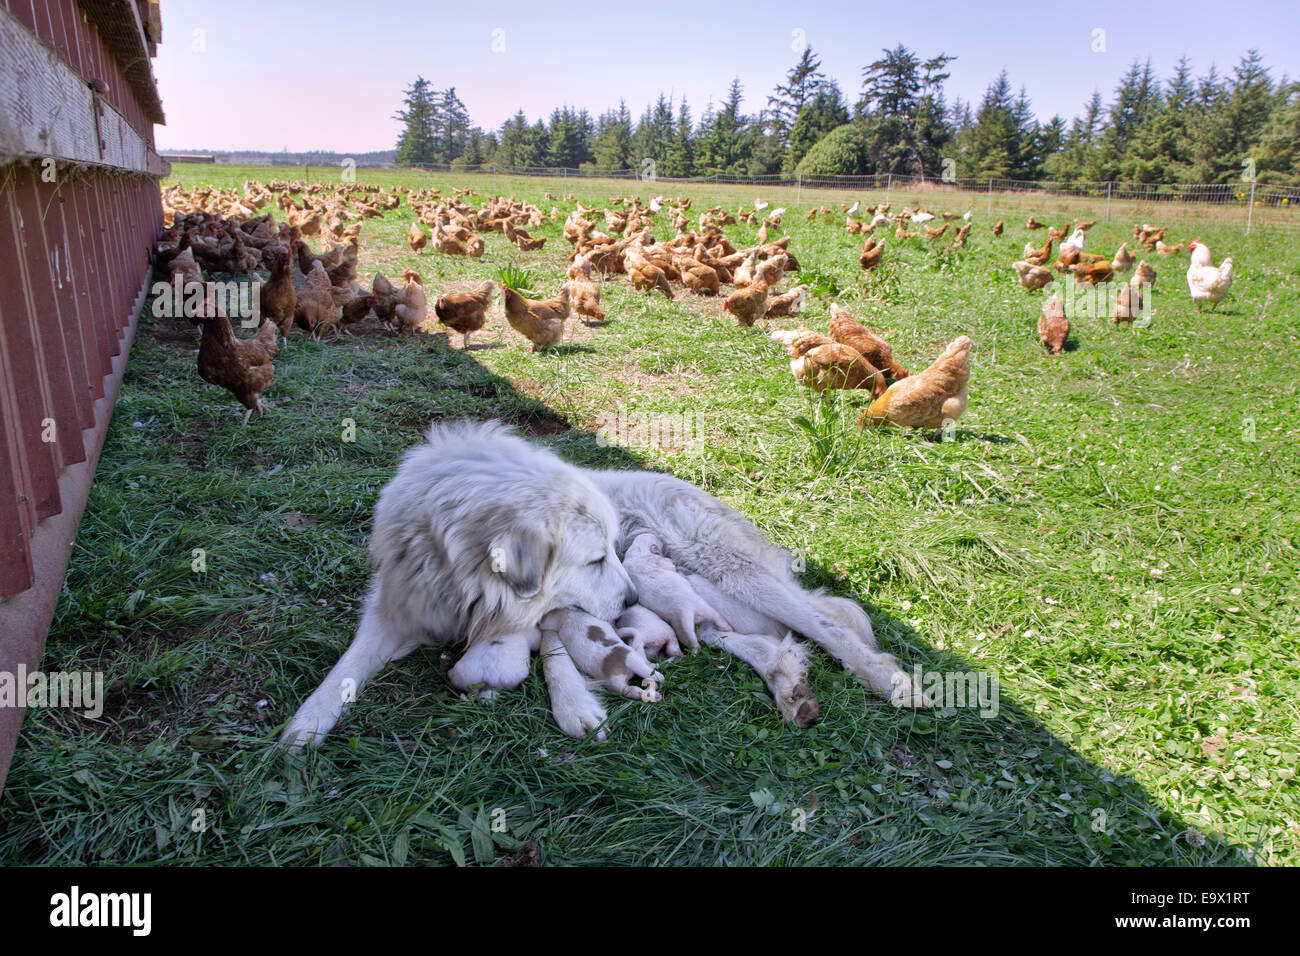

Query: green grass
[{"left": 1, "top": 164, "right": 1296, "bottom": 866}]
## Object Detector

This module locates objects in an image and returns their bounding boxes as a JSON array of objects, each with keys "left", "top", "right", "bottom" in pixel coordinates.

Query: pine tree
[
  {"left": 592, "top": 102, "right": 633, "bottom": 170},
  {"left": 784, "top": 81, "right": 850, "bottom": 173},
  {"left": 435, "top": 87, "right": 471, "bottom": 164},
  {"left": 394, "top": 77, "right": 438, "bottom": 167},
  {"left": 663, "top": 99, "right": 696, "bottom": 177},
  {"left": 767, "top": 47, "right": 827, "bottom": 147},
  {"left": 964, "top": 71, "right": 1019, "bottom": 178},
  {"left": 1254, "top": 79, "right": 1300, "bottom": 184}
]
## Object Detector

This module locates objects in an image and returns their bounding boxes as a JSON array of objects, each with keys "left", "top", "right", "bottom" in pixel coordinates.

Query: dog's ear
[{"left": 489, "top": 525, "right": 552, "bottom": 598}]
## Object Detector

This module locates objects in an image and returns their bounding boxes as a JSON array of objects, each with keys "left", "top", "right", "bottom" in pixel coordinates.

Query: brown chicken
[
  {"left": 393, "top": 269, "right": 428, "bottom": 333},
  {"left": 859, "top": 237, "right": 886, "bottom": 271},
  {"left": 661, "top": 255, "right": 708, "bottom": 296},
  {"left": 337, "top": 288, "right": 376, "bottom": 332},
  {"left": 168, "top": 245, "right": 204, "bottom": 290},
  {"left": 295, "top": 261, "right": 342, "bottom": 337},
  {"left": 827, "top": 303, "right": 909, "bottom": 380},
  {"left": 723, "top": 280, "right": 769, "bottom": 327},
  {"left": 754, "top": 255, "right": 787, "bottom": 287},
  {"left": 408, "top": 221, "right": 428, "bottom": 253},
  {"left": 435, "top": 280, "right": 496, "bottom": 347},
  {"left": 1012, "top": 260, "right": 1053, "bottom": 291},
  {"left": 1026, "top": 218, "right": 1045, "bottom": 230},
  {"left": 771, "top": 329, "right": 885, "bottom": 395},
  {"left": 1038, "top": 292, "right": 1069, "bottom": 354},
  {"left": 502, "top": 284, "right": 570, "bottom": 349},
  {"left": 197, "top": 307, "right": 278, "bottom": 426},
  {"left": 1111, "top": 242, "right": 1135, "bottom": 274},
  {"left": 925, "top": 222, "right": 949, "bottom": 241},
  {"left": 371, "top": 271, "right": 402, "bottom": 326},
  {"left": 1112, "top": 276, "right": 1147, "bottom": 326},
  {"left": 258, "top": 244, "right": 296, "bottom": 341},
  {"left": 993, "top": 219, "right": 1005, "bottom": 236},
  {"left": 625, "top": 248, "right": 675, "bottom": 299},
  {"left": 860, "top": 335, "right": 972, "bottom": 430},
  {"left": 1071, "top": 260, "right": 1114, "bottom": 286},
  {"left": 565, "top": 255, "right": 607, "bottom": 322},
  {"left": 1023, "top": 237, "right": 1053, "bottom": 266},
  {"left": 763, "top": 285, "right": 805, "bottom": 319}
]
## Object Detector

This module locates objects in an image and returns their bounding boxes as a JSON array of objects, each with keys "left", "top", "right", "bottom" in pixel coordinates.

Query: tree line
[{"left": 393, "top": 46, "right": 1300, "bottom": 185}]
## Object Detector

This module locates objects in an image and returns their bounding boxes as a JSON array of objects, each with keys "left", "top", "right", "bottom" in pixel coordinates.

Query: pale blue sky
[{"left": 152, "top": 0, "right": 1300, "bottom": 152}]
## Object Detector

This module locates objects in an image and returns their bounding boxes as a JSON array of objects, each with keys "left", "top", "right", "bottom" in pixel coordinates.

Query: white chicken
[
  {"left": 754, "top": 199, "right": 770, "bottom": 212},
  {"left": 1185, "top": 240, "right": 1234, "bottom": 313},
  {"left": 1061, "top": 229, "right": 1087, "bottom": 252},
  {"left": 846, "top": 200, "right": 861, "bottom": 217}
]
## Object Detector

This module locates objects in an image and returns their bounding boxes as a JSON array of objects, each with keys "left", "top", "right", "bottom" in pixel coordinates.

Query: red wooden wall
[{"left": 0, "top": 0, "right": 165, "bottom": 599}]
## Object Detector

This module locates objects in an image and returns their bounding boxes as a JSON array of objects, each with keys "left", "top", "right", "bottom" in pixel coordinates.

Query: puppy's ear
[{"left": 489, "top": 525, "right": 552, "bottom": 598}]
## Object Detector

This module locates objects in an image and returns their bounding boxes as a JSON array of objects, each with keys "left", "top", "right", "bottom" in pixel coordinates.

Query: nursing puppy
[{"left": 281, "top": 421, "right": 636, "bottom": 750}]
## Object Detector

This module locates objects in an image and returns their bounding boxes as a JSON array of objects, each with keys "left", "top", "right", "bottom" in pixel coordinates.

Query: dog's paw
[
  {"left": 280, "top": 703, "right": 337, "bottom": 752},
  {"left": 551, "top": 688, "right": 609, "bottom": 741},
  {"left": 888, "top": 666, "right": 933, "bottom": 709},
  {"left": 450, "top": 637, "right": 531, "bottom": 692},
  {"left": 782, "top": 682, "right": 821, "bottom": 727}
]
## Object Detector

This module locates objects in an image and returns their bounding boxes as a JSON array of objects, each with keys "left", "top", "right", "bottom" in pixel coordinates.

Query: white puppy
[
  {"left": 615, "top": 604, "right": 682, "bottom": 661},
  {"left": 620, "top": 533, "right": 730, "bottom": 650}
]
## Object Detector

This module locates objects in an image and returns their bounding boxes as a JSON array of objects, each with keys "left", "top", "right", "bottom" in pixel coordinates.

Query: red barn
[{"left": 0, "top": 0, "right": 167, "bottom": 790}]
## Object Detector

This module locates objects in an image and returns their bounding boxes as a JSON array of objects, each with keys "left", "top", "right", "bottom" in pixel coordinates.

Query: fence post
[
  {"left": 1246, "top": 180, "right": 1257, "bottom": 235},
  {"left": 886, "top": 173, "right": 892, "bottom": 203},
  {"left": 1106, "top": 181, "right": 1112, "bottom": 223},
  {"left": 796, "top": 172, "right": 801, "bottom": 209},
  {"left": 987, "top": 178, "right": 993, "bottom": 216},
  {"left": 563, "top": 166, "right": 567, "bottom": 196}
]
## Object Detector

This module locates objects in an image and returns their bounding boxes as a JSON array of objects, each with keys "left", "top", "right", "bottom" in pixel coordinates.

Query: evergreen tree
[
  {"left": 492, "top": 111, "right": 531, "bottom": 167},
  {"left": 767, "top": 47, "right": 827, "bottom": 147},
  {"left": 434, "top": 87, "right": 471, "bottom": 164},
  {"left": 663, "top": 100, "right": 696, "bottom": 177},
  {"left": 963, "top": 71, "right": 1019, "bottom": 178},
  {"left": 394, "top": 76, "right": 438, "bottom": 166},
  {"left": 785, "top": 81, "right": 850, "bottom": 173},
  {"left": 1254, "top": 80, "right": 1300, "bottom": 184},
  {"left": 592, "top": 102, "right": 633, "bottom": 169}
]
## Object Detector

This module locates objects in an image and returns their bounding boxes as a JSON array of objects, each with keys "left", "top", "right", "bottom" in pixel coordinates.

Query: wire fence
[{"left": 391, "top": 162, "right": 1299, "bottom": 233}]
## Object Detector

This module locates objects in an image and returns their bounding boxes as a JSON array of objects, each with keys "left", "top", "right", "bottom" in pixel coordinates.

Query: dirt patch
[
  {"left": 148, "top": 319, "right": 201, "bottom": 350},
  {"left": 606, "top": 366, "right": 703, "bottom": 397}
]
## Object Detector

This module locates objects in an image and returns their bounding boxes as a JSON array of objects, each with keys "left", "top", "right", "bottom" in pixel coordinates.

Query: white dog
[
  {"left": 282, "top": 420, "right": 926, "bottom": 749},
  {"left": 281, "top": 420, "right": 636, "bottom": 749}
]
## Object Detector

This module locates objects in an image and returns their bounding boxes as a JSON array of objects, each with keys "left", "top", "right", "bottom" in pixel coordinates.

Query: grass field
[{"left": 1, "top": 163, "right": 1296, "bottom": 866}]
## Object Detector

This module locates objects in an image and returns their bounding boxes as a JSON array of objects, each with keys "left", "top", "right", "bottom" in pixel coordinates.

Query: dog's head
[
  {"left": 373, "top": 421, "right": 636, "bottom": 643},
  {"left": 483, "top": 483, "right": 635, "bottom": 624}
]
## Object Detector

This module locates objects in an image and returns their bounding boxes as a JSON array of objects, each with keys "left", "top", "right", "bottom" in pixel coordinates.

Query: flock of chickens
[{"left": 153, "top": 177, "right": 1237, "bottom": 434}]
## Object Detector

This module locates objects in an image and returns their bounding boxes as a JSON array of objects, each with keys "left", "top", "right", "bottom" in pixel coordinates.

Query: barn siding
[{"left": 1, "top": 0, "right": 166, "bottom": 791}]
